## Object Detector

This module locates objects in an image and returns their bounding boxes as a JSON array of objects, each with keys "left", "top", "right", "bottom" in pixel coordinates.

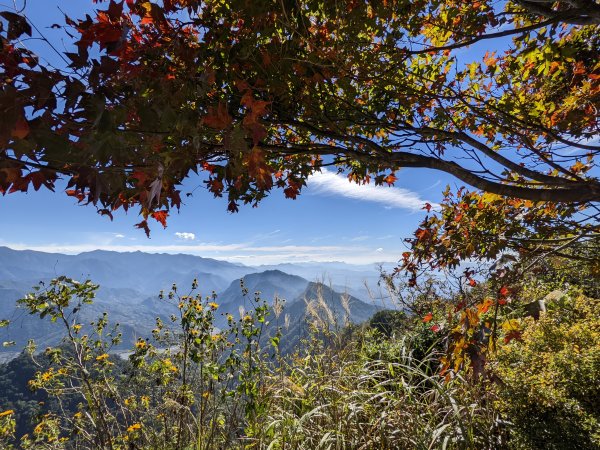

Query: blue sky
[
  {"left": 0, "top": 0, "right": 453, "bottom": 265},
  {"left": 0, "top": 165, "right": 448, "bottom": 265}
]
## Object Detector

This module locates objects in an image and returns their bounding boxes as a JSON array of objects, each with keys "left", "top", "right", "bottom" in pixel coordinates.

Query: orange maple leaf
[
  {"left": 66, "top": 189, "right": 86, "bottom": 202},
  {"left": 415, "top": 228, "right": 430, "bottom": 241},
  {"left": 151, "top": 210, "right": 168, "bottom": 228},
  {"left": 477, "top": 298, "right": 494, "bottom": 314},
  {"left": 246, "top": 147, "right": 273, "bottom": 190},
  {"left": 384, "top": 173, "right": 397, "bottom": 186}
]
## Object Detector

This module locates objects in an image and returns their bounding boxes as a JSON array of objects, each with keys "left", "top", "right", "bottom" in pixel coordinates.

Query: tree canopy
[{"left": 1, "top": 0, "right": 599, "bottom": 235}]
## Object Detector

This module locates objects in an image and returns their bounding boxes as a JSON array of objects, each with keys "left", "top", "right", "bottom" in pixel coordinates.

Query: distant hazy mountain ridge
[{"left": 0, "top": 247, "right": 383, "bottom": 353}]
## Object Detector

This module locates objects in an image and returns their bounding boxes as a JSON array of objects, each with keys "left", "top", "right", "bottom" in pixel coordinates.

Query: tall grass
[
  {"left": 243, "top": 287, "right": 506, "bottom": 449},
  {"left": 252, "top": 330, "right": 505, "bottom": 449},
  {"left": 2, "top": 278, "right": 507, "bottom": 449}
]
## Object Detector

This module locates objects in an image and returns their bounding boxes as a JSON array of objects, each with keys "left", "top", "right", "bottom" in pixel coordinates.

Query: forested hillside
[
  {"left": 0, "top": 245, "right": 598, "bottom": 449},
  {"left": 0, "top": 248, "right": 382, "bottom": 352}
]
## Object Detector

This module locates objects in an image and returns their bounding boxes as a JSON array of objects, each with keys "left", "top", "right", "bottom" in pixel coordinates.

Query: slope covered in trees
[{"left": 0, "top": 248, "right": 598, "bottom": 449}]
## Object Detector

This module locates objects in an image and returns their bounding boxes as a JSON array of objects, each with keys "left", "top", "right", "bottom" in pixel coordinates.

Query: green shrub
[
  {"left": 493, "top": 290, "right": 600, "bottom": 450},
  {"left": 7, "top": 277, "right": 277, "bottom": 449},
  {"left": 15, "top": 274, "right": 600, "bottom": 449}
]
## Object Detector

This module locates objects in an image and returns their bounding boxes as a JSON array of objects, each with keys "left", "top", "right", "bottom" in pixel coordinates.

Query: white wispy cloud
[
  {"left": 251, "top": 229, "right": 282, "bottom": 242},
  {"left": 175, "top": 232, "right": 196, "bottom": 241},
  {"left": 114, "top": 234, "right": 125, "bottom": 239},
  {"left": 307, "top": 169, "right": 435, "bottom": 211},
  {"left": 422, "top": 180, "right": 442, "bottom": 191}
]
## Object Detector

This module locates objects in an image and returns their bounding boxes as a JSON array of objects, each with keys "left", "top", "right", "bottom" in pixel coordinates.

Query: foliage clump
[
  {"left": 493, "top": 290, "right": 600, "bottom": 449},
  {"left": 1, "top": 257, "right": 599, "bottom": 449}
]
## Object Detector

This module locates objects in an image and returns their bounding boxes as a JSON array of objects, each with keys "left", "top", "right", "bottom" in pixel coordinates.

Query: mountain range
[{"left": 0, "top": 246, "right": 386, "bottom": 357}]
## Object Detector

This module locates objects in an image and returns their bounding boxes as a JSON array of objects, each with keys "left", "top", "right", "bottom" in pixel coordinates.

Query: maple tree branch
[
  {"left": 389, "top": 153, "right": 600, "bottom": 203},
  {"left": 520, "top": 231, "right": 591, "bottom": 273},
  {"left": 401, "top": 18, "right": 559, "bottom": 56},
  {"left": 417, "top": 127, "right": 583, "bottom": 185},
  {"left": 468, "top": 100, "right": 600, "bottom": 153},
  {"left": 278, "top": 117, "right": 600, "bottom": 199},
  {"left": 260, "top": 137, "right": 600, "bottom": 203},
  {"left": 515, "top": 0, "right": 600, "bottom": 25},
  {"left": 0, "top": 153, "right": 67, "bottom": 174}
]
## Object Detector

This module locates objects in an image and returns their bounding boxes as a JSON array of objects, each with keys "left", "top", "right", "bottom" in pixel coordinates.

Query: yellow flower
[
  {"left": 243, "top": 315, "right": 252, "bottom": 322},
  {"left": 135, "top": 340, "right": 147, "bottom": 349},
  {"left": 0, "top": 409, "right": 14, "bottom": 417},
  {"left": 95, "top": 353, "right": 109, "bottom": 362},
  {"left": 72, "top": 324, "right": 82, "bottom": 333},
  {"left": 41, "top": 369, "right": 54, "bottom": 381},
  {"left": 208, "top": 302, "right": 219, "bottom": 309},
  {"left": 211, "top": 334, "right": 221, "bottom": 341},
  {"left": 126, "top": 423, "right": 142, "bottom": 433},
  {"left": 162, "top": 358, "right": 178, "bottom": 373}
]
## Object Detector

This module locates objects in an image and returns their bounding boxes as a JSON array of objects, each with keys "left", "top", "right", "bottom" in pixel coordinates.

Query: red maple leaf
[
  {"left": 66, "top": 189, "right": 86, "bottom": 202},
  {"left": 202, "top": 102, "right": 232, "bottom": 129},
  {"left": 131, "top": 171, "right": 149, "bottom": 187},
  {"left": 135, "top": 219, "right": 151, "bottom": 237},
  {"left": 11, "top": 116, "right": 30, "bottom": 139},
  {"left": 151, "top": 210, "right": 168, "bottom": 228},
  {"left": 29, "top": 171, "right": 46, "bottom": 191},
  {"left": 504, "top": 330, "right": 522, "bottom": 344},
  {"left": 207, "top": 178, "right": 224, "bottom": 195}
]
